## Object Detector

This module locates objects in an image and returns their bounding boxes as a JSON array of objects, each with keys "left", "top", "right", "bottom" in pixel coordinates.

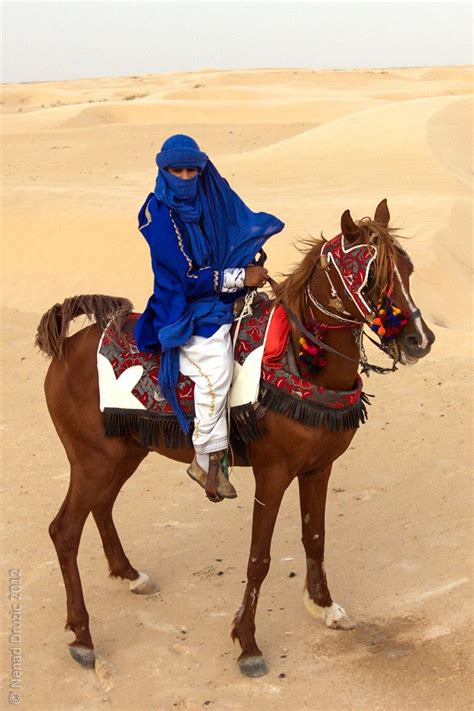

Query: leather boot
[
  {"left": 209, "top": 451, "right": 237, "bottom": 500},
  {"left": 186, "top": 457, "right": 208, "bottom": 490},
  {"left": 187, "top": 452, "right": 237, "bottom": 501}
]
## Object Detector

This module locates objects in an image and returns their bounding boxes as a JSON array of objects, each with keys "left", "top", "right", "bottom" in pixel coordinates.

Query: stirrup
[{"left": 187, "top": 456, "right": 224, "bottom": 503}]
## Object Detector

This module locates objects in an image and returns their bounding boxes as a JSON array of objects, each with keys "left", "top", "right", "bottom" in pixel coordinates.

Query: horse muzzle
[{"left": 398, "top": 319, "right": 435, "bottom": 364}]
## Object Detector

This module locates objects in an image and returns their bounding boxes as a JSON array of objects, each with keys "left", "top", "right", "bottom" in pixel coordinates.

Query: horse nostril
[{"left": 405, "top": 333, "right": 421, "bottom": 350}]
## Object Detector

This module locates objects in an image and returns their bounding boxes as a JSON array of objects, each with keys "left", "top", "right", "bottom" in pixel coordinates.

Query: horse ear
[
  {"left": 374, "top": 198, "right": 390, "bottom": 226},
  {"left": 341, "top": 209, "right": 359, "bottom": 243}
]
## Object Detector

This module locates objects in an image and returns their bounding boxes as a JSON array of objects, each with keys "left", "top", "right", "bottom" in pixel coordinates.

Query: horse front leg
[
  {"left": 231, "top": 463, "right": 292, "bottom": 677},
  {"left": 298, "top": 465, "right": 354, "bottom": 630}
]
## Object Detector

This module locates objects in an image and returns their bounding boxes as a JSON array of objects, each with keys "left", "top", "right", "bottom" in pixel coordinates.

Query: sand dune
[
  {"left": 218, "top": 94, "right": 472, "bottom": 333},
  {"left": 427, "top": 96, "right": 473, "bottom": 186},
  {"left": 2, "top": 96, "right": 389, "bottom": 132},
  {"left": 2, "top": 70, "right": 472, "bottom": 333},
  {"left": 224, "top": 95, "right": 470, "bottom": 186},
  {"left": 1, "top": 66, "right": 473, "bottom": 710}
]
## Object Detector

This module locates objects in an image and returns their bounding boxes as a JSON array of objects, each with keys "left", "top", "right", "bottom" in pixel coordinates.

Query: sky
[{"left": 1, "top": 0, "right": 472, "bottom": 84}]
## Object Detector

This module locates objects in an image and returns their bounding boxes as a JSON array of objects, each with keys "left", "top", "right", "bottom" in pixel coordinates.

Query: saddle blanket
[{"left": 98, "top": 300, "right": 369, "bottom": 446}]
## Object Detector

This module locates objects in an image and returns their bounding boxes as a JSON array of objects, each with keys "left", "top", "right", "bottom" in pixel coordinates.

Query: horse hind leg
[
  {"left": 298, "top": 466, "right": 354, "bottom": 630},
  {"left": 49, "top": 465, "right": 101, "bottom": 669},
  {"left": 91, "top": 453, "right": 159, "bottom": 596}
]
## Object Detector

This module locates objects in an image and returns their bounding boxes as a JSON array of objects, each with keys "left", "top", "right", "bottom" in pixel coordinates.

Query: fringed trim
[
  {"left": 229, "top": 403, "right": 266, "bottom": 443},
  {"left": 103, "top": 390, "right": 372, "bottom": 448},
  {"left": 258, "top": 381, "right": 371, "bottom": 434},
  {"left": 103, "top": 408, "right": 193, "bottom": 449}
]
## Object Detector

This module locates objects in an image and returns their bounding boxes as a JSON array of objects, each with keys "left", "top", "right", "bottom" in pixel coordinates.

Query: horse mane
[{"left": 273, "top": 218, "right": 404, "bottom": 324}]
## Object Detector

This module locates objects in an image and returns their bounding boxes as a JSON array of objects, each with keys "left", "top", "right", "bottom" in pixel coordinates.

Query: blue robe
[
  {"left": 135, "top": 194, "right": 242, "bottom": 352},
  {"left": 135, "top": 180, "right": 283, "bottom": 431}
]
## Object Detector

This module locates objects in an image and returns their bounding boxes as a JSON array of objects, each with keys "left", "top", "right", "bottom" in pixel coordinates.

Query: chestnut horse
[{"left": 36, "top": 200, "right": 434, "bottom": 677}]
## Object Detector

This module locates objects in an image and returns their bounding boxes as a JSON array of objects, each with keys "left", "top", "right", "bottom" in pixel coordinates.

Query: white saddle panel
[{"left": 228, "top": 305, "right": 276, "bottom": 408}]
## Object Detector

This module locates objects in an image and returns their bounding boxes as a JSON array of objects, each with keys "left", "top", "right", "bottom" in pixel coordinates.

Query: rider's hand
[{"left": 244, "top": 266, "right": 268, "bottom": 288}]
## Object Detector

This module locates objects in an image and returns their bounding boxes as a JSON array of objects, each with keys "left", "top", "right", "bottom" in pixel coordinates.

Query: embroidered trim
[
  {"left": 180, "top": 351, "right": 217, "bottom": 418},
  {"left": 139, "top": 198, "right": 153, "bottom": 231},
  {"left": 198, "top": 435, "right": 229, "bottom": 454},
  {"left": 169, "top": 210, "right": 198, "bottom": 279},
  {"left": 213, "top": 270, "right": 220, "bottom": 292}
]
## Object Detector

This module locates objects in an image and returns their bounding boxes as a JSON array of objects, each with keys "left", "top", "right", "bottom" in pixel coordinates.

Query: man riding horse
[{"left": 134, "top": 134, "right": 284, "bottom": 500}]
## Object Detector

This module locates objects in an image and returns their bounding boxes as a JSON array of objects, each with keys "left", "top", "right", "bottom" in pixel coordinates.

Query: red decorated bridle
[
  {"left": 316, "top": 232, "right": 421, "bottom": 332},
  {"left": 267, "top": 231, "right": 421, "bottom": 375}
]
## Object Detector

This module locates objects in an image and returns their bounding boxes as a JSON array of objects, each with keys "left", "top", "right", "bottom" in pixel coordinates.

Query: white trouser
[{"left": 179, "top": 324, "right": 233, "bottom": 455}]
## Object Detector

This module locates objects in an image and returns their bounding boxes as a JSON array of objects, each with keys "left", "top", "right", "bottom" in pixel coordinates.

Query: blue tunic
[{"left": 135, "top": 194, "right": 243, "bottom": 354}]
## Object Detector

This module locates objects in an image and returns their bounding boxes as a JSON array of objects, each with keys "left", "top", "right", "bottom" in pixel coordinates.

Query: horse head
[{"left": 325, "top": 199, "right": 435, "bottom": 365}]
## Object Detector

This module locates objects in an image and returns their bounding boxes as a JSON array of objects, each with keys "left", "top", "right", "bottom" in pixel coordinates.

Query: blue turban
[
  {"left": 136, "top": 134, "right": 284, "bottom": 431},
  {"left": 156, "top": 134, "right": 208, "bottom": 172}
]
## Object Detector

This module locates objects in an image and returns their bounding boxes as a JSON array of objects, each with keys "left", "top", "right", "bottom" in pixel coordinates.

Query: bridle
[{"left": 264, "top": 233, "right": 421, "bottom": 376}]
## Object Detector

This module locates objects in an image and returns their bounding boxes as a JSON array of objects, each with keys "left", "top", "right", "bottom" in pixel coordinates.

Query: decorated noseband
[
  {"left": 371, "top": 297, "right": 410, "bottom": 341},
  {"left": 320, "top": 234, "right": 377, "bottom": 318}
]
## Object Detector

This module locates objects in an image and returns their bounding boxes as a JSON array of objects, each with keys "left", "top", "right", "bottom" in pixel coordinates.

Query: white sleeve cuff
[{"left": 221, "top": 267, "right": 246, "bottom": 293}]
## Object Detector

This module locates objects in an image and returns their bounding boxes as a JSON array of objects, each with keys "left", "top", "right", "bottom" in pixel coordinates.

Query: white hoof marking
[
  {"left": 303, "top": 587, "right": 354, "bottom": 629},
  {"left": 129, "top": 571, "right": 150, "bottom": 591}
]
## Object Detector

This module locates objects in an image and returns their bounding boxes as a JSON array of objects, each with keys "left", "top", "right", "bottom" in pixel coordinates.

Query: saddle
[{"left": 98, "top": 297, "right": 370, "bottom": 450}]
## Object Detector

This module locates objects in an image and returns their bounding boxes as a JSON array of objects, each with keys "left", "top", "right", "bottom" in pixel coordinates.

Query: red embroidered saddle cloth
[{"left": 98, "top": 299, "right": 368, "bottom": 441}]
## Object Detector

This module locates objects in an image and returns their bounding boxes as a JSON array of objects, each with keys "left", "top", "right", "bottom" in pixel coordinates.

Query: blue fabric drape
[{"left": 135, "top": 134, "right": 284, "bottom": 431}]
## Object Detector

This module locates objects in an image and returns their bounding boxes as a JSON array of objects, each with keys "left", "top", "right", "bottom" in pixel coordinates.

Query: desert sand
[{"left": 1, "top": 66, "right": 473, "bottom": 710}]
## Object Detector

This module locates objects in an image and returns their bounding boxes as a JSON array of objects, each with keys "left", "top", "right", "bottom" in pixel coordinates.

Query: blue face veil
[
  {"left": 142, "top": 134, "right": 284, "bottom": 431},
  {"left": 154, "top": 134, "right": 283, "bottom": 271}
]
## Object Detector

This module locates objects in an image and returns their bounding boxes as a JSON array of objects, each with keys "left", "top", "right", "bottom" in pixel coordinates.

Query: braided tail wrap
[{"left": 35, "top": 295, "right": 133, "bottom": 360}]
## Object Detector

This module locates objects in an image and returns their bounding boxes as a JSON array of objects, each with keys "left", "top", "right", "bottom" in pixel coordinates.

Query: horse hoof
[
  {"left": 238, "top": 655, "right": 268, "bottom": 677},
  {"left": 129, "top": 572, "right": 159, "bottom": 596},
  {"left": 69, "top": 645, "right": 95, "bottom": 669},
  {"left": 303, "top": 588, "right": 355, "bottom": 630},
  {"left": 325, "top": 603, "right": 355, "bottom": 630}
]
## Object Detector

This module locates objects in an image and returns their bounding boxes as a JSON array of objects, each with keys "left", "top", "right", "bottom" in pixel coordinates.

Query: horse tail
[{"left": 35, "top": 294, "right": 133, "bottom": 359}]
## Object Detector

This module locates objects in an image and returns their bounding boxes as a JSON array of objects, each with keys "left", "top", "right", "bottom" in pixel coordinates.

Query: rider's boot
[
  {"left": 187, "top": 451, "right": 237, "bottom": 501},
  {"left": 210, "top": 451, "right": 237, "bottom": 500},
  {"left": 186, "top": 457, "right": 208, "bottom": 489}
]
